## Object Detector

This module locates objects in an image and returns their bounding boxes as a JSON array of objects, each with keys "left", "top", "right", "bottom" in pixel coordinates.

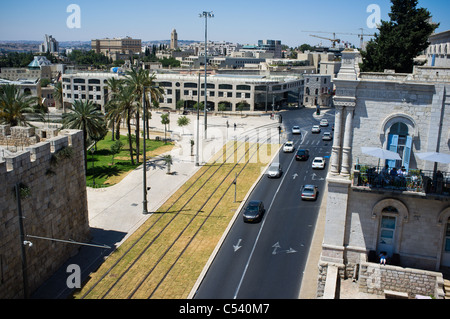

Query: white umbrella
[
  {"left": 416, "top": 152, "right": 450, "bottom": 164},
  {"left": 361, "top": 147, "right": 401, "bottom": 160}
]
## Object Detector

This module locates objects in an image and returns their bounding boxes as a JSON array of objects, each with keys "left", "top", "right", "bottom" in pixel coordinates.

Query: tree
[
  {"left": 161, "top": 113, "right": 170, "bottom": 143},
  {"left": 218, "top": 102, "right": 227, "bottom": 115},
  {"left": 115, "top": 85, "right": 137, "bottom": 165},
  {"left": 0, "top": 84, "right": 38, "bottom": 126},
  {"left": 53, "top": 82, "right": 64, "bottom": 111},
  {"left": 361, "top": 0, "right": 438, "bottom": 73},
  {"left": 62, "top": 100, "right": 106, "bottom": 172},
  {"left": 162, "top": 154, "right": 173, "bottom": 174},
  {"left": 105, "top": 77, "right": 124, "bottom": 141},
  {"left": 177, "top": 115, "right": 190, "bottom": 134},
  {"left": 110, "top": 140, "right": 123, "bottom": 165}
]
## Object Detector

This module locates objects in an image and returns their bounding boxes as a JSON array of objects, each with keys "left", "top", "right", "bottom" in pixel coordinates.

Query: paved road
[{"left": 194, "top": 108, "right": 334, "bottom": 299}]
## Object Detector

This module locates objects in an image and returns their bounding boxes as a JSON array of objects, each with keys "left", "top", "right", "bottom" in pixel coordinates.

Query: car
[
  {"left": 267, "top": 162, "right": 282, "bottom": 178},
  {"left": 283, "top": 141, "right": 295, "bottom": 153},
  {"left": 320, "top": 119, "right": 329, "bottom": 127},
  {"left": 312, "top": 125, "right": 321, "bottom": 133},
  {"left": 301, "top": 185, "right": 319, "bottom": 201},
  {"left": 295, "top": 149, "right": 310, "bottom": 161},
  {"left": 292, "top": 126, "right": 301, "bottom": 134},
  {"left": 312, "top": 157, "right": 325, "bottom": 169},
  {"left": 243, "top": 200, "right": 265, "bottom": 223},
  {"left": 322, "top": 132, "right": 333, "bottom": 141}
]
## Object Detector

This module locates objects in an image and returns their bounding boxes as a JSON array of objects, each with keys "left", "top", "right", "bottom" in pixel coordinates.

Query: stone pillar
[
  {"left": 330, "top": 104, "right": 343, "bottom": 174},
  {"left": 341, "top": 104, "right": 355, "bottom": 176}
]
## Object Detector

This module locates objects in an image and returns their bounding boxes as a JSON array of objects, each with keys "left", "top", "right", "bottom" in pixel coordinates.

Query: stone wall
[
  {"left": 359, "top": 262, "right": 445, "bottom": 299},
  {"left": 0, "top": 128, "right": 89, "bottom": 299}
]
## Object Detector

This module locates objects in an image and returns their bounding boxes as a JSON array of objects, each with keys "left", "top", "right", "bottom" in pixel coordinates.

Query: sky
[{"left": 0, "top": 0, "right": 449, "bottom": 47}]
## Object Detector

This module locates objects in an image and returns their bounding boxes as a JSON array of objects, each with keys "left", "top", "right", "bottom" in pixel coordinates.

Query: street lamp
[
  {"left": 199, "top": 11, "right": 214, "bottom": 140},
  {"left": 142, "top": 87, "right": 150, "bottom": 214}
]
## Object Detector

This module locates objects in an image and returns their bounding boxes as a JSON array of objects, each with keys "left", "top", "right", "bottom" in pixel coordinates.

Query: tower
[{"left": 171, "top": 29, "right": 178, "bottom": 50}]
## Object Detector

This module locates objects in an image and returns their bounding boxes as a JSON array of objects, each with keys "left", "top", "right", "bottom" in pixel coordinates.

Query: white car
[
  {"left": 292, "top": 126, "right": 301, "bottom": 134},
  {"left": 312, "top": 157, "right": 325, "bottom": 169},
  {"left": 320, "top": 119, "right": 329, "bottom": 127},
  {"left": 312, "top": 125, "right": 321, "bottom": 133},
  {"left": 267, "top": 162, "right": 282, "bottom": 178},
  {"left": 322, "top": 132, "right": 333, "bottom": 141},
  {"left": 283, "top": 141, "right": 295, "bottom": 153}
]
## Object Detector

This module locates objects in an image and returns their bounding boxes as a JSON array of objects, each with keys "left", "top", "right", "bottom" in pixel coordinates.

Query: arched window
[{"left": 387, "top": 122, "right": 412, "bottom": 170}]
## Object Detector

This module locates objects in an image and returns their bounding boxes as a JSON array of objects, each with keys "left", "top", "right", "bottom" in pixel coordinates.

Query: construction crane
[
  {"left": 309, "top": 34, "right": 341, "bottom": 48},
  {"left": 302, "top": 29, "right": 374, "bottom": 49}
]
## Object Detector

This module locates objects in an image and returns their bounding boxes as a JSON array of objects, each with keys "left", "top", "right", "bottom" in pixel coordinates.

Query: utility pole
[{"left": 199, "top": 11, "right": 214, "bottom": 140}]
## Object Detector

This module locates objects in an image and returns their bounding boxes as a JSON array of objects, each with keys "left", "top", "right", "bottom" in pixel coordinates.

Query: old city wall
[{"left": 0, "top": 125, "right": 89, "bottom": 299}]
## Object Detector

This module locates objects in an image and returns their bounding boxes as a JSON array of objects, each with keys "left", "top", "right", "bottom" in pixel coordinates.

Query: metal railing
[{"left": 353, "top": 165, "right": 450, "bottom": 196}]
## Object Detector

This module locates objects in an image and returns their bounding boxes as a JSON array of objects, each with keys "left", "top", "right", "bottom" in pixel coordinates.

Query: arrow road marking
[
  {"left": 272, "top": 242, "right": 281, "bottom": 255},
  {"left": 293, "top": 173, "right": 298, "bottom": 180},
  {"left": 233, "top": 239, "right": 242, "bottom": 252},
  {"left": 272, "top": 242, "right": 298, "bottom": 255},
  {"left": 311, "top": 173, "right": 325, "bottom": 181}
]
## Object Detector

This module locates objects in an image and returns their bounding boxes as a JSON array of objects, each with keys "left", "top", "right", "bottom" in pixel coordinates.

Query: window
[
  {"left": 387, "top": 122, "right": 412, "bottom": 170},
  {"left": 88, "top": 79, "right": 101, "bottom": 84},
  {"left": 74, "top": 78, "right": 85, "bottom": 84},
  {"left": 219, "top": 84, "right": 233, "bottom": 90},
  {"left": 236, "top": 85, "right": 250, "bottom": 91}
]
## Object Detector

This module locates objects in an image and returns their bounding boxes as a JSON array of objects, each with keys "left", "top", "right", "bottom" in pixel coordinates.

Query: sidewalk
[{"left": 31, "top": 111, "right": 275, "bottom": 299}]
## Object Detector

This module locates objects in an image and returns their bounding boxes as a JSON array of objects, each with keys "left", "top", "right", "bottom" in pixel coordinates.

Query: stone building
[
  {"left": 303, "top": 74, "right": 333, "bottom": 107},
  {"left": 318, "top": 49, "right": 450, "bottom": 298},
  {"left": 0, "top": 126, "right": 89, "bottom": 299}
]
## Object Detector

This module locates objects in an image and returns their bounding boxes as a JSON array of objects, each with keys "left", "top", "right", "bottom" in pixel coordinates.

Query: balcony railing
[{"left": 353, "top": 165, "right": 450, "bottom": 196}]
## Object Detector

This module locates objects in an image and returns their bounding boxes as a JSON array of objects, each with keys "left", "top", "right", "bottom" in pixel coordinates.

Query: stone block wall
[
  {"left": 0, "top": 128, "right": 89, "bottom": 299},
  {"left": 359, "top": 262, "right": 445, "bottom": 299}
]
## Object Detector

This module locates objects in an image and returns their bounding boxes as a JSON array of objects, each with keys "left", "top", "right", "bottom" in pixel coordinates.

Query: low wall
[{"left": 359, "top": 262, "right": 445, "bottom": 299}]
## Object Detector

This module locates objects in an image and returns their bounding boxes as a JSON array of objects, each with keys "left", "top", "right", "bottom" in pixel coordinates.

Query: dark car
[
  {"left": 243, "top": 200, "right": 265, "bottom": 223},
  {"left": 295, "top": 149, "right": 310, "bottom": 161}
]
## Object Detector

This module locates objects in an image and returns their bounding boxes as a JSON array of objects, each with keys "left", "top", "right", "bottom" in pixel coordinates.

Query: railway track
[{"left": 77, "top": 123, "right": 281, "bottom": 299}]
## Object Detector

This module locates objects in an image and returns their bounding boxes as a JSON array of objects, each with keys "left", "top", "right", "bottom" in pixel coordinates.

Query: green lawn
[{"left": 86, "top": 133, "right": 174, "bottom": 187}]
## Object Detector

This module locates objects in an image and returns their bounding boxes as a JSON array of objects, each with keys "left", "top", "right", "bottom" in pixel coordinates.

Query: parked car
[
  {"left": 301, "top": 185, "right": 318, "bottom": 201},
  {"left": 312, "top": 157, "right": 325, "bottom": 169},
  {"left": 292, "top": 126, "right": 301, "bottom": 134},
  {"left": 295, "top": 149, "right": 310, "bottom": 161},
  {"left": 312, "top": 125, "right": 321, "bottom": 133},
  {"left": 283, "top": 141, "right": 295, "bottom": 153},
  {"left": 320, "top": 119, "right": 329, "bottom": 127},
  {"left": 267, "top": 162, "right": 282, "bottom": 178},
  {"left": 322, "top": 132, "right": 333, "bottom": 141},
  {"left": 243, "top": 200, "right": 265, "bottom": 223}
]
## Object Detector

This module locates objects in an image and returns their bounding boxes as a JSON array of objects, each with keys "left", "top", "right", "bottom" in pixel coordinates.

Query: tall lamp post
[{"left": 199, "top": 11, "right": 214, "bottom": 140}]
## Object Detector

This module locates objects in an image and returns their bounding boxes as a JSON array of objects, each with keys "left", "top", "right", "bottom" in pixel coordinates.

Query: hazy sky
[{"left": 1, "top": 0, "right": 449, "bottom": 47}]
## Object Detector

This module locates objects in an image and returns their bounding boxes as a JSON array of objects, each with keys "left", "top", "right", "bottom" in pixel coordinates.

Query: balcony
[{"left": 352, "top": 165, "right": 450, "bottom": 197}]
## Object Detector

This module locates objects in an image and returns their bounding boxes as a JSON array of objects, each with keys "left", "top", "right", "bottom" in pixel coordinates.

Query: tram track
[{"left": 78, "top": 123, "right": 280, "bottom": 299}]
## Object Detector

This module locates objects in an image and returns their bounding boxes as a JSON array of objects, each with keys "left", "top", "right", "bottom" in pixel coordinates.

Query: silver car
[
  {"left": 267, "top": 162, "right": 282, "bottom": 178},
  {"left": 301, "top": 185, "right": 318, "bottom": 201}
]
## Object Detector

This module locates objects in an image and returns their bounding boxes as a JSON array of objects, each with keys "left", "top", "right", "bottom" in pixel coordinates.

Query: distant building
[
  {"left": 39, "top": 34, "right": 59, "bottom": 54},
  {"left": 303, "top": 74, "right": 332, "bottom": 107},
  {"left": 426, "top": 30, "right": 450, "bottom": 67},
  {"left": 257, "top": 40, "right": 282, "bottom": 59},
  {"left": 171, "top": 29, "right": 178, "bottom": 50},
  {"left": 91, "top": 37, "right": 142, "bottom": 61}
]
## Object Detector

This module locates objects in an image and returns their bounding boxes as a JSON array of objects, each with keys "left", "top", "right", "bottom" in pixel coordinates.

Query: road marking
[
  {"left": 293, "top": 173, "right": 298, "bottom": 180},
  {"left": 233, "top": 139, "right": 300, "bottom": 299},
  {"left": 272, "top": 242, "right": 281, "bottom": 255},
  {"left": 233, "top": 239, "right": 242, "bottom": 252}
]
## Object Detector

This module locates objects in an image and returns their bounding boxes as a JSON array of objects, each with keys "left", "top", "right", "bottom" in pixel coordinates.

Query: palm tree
[
  {"left": 161, "top": 113, "right": 170, "bottom": 143},
  {"left": 115, "top": 85, "right": 137, "bottom": 165},
  {"left": 162, "top": 154, "right": 173, "bottom": 174},
  {"left": 53, "top": 82, "right": 63, "bottom": 111},
  {"left": 62, "top": 100, "right": 106, "bottom": 172},
  {"left": 0, "top": 84, "right": 38, "bottom": 126},
  {"left": 124, "top": 68, "right": 163, "bottom": 163},
  {"left": 105, "top": 77, "right": 124, "bottom": 141}
]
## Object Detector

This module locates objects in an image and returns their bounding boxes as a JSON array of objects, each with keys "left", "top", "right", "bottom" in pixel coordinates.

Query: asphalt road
[{"left": 194, "top": 108, "right": 334, "bottom": 299}]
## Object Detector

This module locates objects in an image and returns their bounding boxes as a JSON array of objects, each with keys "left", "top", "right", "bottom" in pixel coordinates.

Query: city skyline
[{"left": 1, "top": 0, "right": 449, "bottom": 48}]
